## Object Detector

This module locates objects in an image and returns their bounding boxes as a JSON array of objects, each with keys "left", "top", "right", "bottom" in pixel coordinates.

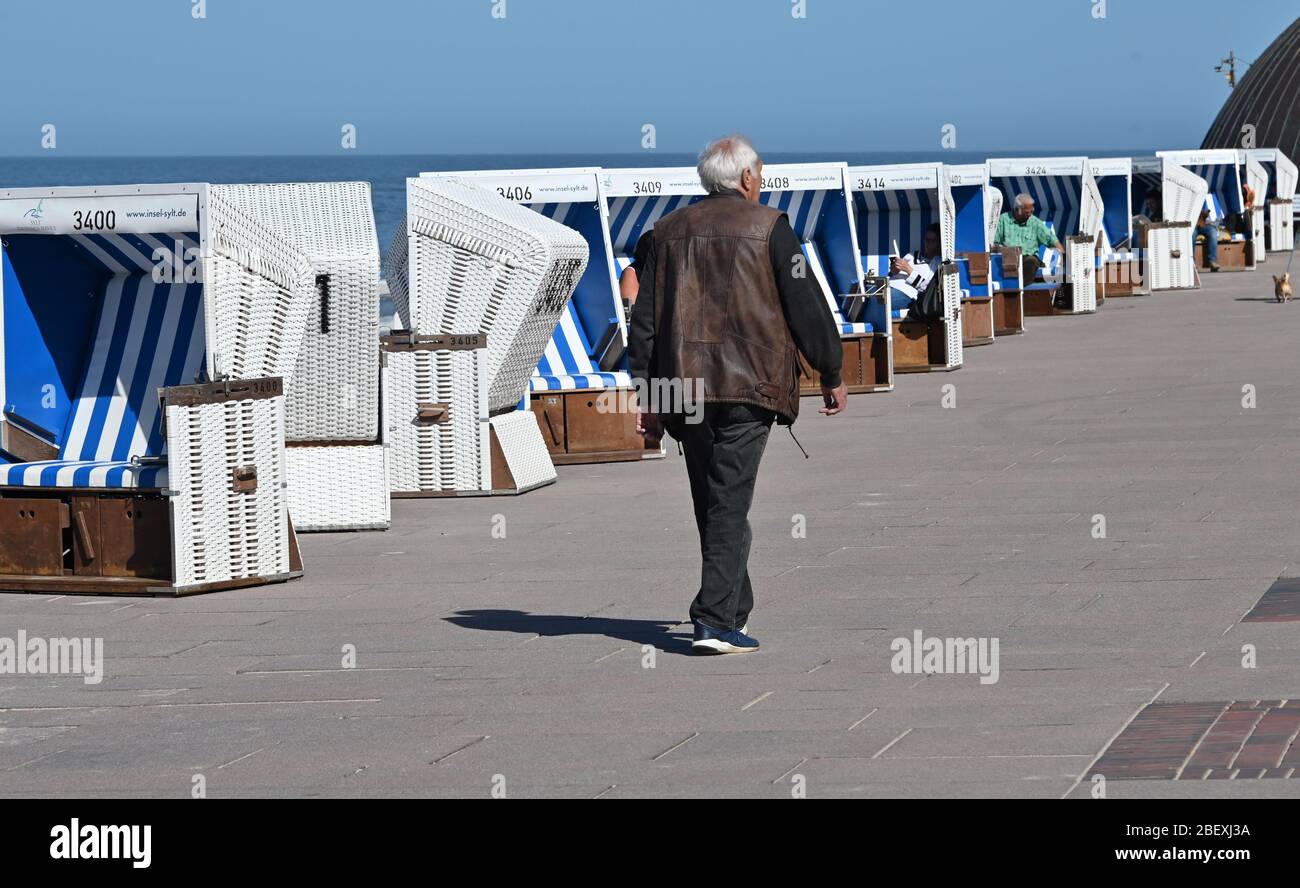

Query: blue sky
[{"left": 0, "top": 0, "right": 1294, "bottom": 156}]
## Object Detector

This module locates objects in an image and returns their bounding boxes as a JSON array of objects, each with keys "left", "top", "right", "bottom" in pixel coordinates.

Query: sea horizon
[{"left": 0, "top": 149, "right": 1161, "bottom": 250}]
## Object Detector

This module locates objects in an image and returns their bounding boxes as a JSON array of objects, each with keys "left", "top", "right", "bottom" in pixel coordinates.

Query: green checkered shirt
[{"left": 994, "top": 212, "right": 1058, "bottom": 255}]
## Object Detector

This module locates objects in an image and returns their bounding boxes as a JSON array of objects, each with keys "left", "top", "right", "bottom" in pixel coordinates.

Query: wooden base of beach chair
[
  {"left": 1195, "top": 241, "right": 1254, "bottom": 271},
  {"left": 530, "top": 391, "right": 664, "bottom": 465},
  {"left": 1100, "top": 260, "right": 1145, "bottom": 297},
  {"left": 798, "top": 333, "right": 890, "bottom": 395},
  {"left": 891, "top": 320, "right": 957, "bottom": 373},
  {"left": 961, "top": 298, "right": 994, "bottom": 346},
  {"left": 993, "top": 290, "right": 1025, "bottom": 335},
  {"left": 0, "top": 489, "right": 299, "bottom": 597},
  {"left": 1021, "top": 287, "right": 1069, "bottom": 316}
]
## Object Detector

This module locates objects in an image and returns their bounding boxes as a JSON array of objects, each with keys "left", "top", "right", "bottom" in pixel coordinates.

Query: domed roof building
[{"left": 1202, "top": 17, "right": 1300, "bottom": 157}]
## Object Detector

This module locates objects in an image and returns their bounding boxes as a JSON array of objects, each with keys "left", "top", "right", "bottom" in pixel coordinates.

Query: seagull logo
[{"left": 23, "top": 199, "right": 45, "bottom": 221}]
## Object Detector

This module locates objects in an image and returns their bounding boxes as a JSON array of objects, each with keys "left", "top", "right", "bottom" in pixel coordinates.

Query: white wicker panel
[
  {"left": 403, "top": 177, "right": 588, "bottom": 414},
  {"left": 383, "top": 218, "right": 412, "bottom": 328},
  {"left": 1276, "top": 154, "right": 1299, "bottom": 200},
  {"left": 165, "top": 395, "right": 289, "bottom": 590},
  {"left": 941, "top": 270, "right": 962, "bottom": 370},
  {"left": 286, "top": 445, "right": 390, "bottom": 531},
  {"left": 1163, "top": 164, "right": 1210, "bottom": 226},
  {"left": 214, "top": 183, "right": 381, "bottom": 442},
  {"left": 1079, "top": 169, "right": 1104, "bottom": 244},
  {"left": 489, "top": 410, "right": 556, "bottom": 492},
  {"left": 386, "top": 348, "right": 487, "bottom": 493},
  {"left": 986, "top": 189, "right": 1003, "bottom": 246},
  {"left": 204, "top": 190, "right": 316, "bottom": 383},
  {"left": 1147, "top": 227, "right": 1196, "bottom": 291},
  {"left": 1268, "top": 201, "right": 1294, "bottom": 252},
  {"left": 1068, "top": 241, "right": 1097, "bottom": 312}
]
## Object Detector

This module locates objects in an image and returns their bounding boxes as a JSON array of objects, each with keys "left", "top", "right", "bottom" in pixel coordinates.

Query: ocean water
[{"left": 0, "top": 150, "right": 1152, "bottom": 252}]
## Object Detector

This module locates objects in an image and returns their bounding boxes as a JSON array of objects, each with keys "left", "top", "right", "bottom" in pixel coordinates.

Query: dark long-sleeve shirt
[{"left": 627, "top": 191, "right": 843, "bottom": 396}]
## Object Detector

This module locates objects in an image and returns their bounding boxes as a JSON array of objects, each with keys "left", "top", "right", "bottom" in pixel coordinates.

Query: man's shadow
[{"left": 444, "top": 609, "right": 694, "bottom": 655}]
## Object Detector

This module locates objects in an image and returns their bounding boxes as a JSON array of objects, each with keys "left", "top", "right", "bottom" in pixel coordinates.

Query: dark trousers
[{"left": 672, "top": 403, "right": 775, "bottom": 631}]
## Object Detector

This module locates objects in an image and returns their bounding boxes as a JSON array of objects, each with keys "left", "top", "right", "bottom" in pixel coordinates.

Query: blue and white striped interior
[
  {"left": 70, "top": 232, "right": 201, "bottom": 275},
  {"left": 524, "top": 200, "right": 630, "bottom": 392},
  {"left": 606, "top": 193, "right": 703, "bottom": 262},
  {"left": 853, "top": 188, "right": 940, "bottom": 276},
  {"left": 608, "top": 185, "right": 866, "bottom": 339},
  {"left": 3, "top": 233, "right": 206, "bottom": 488},
  {"left": 531, "top": 300, "right": 631, "bottom": 391},
  {"left": 759, "top": 189, "right": 829, "bottom": 241},
  {"left": 991, "top": 175, "right": 1082, "bottom": 241},
  {"left": 803, "top": 242, "right": 870, "bottom": 335},
  {"left": 1094, "top": 173, "right": 1131, "bottom": 249},
  {"left": 1256, "top": 159, "right": 1280, "bottom": 200},
  {"left": 1187, "top": 163, "right": 1244, "bottom": 217},
  {"left": 951, "top": 183, "right": 987, "bottom": 257}
]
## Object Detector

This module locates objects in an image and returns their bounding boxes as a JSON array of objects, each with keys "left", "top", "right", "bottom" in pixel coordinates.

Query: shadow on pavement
[{"left": 445, "top": 609, "right": 694, "bottom": 654}]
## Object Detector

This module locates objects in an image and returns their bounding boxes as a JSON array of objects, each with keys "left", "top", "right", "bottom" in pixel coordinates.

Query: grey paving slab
[{"left": 3, "top": 269, "right": 1300, "bottom": 798}]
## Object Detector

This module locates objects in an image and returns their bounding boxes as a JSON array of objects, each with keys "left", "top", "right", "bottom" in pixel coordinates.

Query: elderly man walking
[{"left": 627, "top": 135, "right": 848, "bottom": 655}]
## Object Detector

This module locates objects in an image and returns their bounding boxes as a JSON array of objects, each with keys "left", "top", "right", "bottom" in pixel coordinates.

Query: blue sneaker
[{"left": 692, "top": 621, "right": 760, "bottom": 655}]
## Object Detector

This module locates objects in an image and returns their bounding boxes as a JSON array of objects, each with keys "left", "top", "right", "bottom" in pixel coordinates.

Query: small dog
[{"left": 1274, "top": 273, "right": 1293, "bottom": 303}]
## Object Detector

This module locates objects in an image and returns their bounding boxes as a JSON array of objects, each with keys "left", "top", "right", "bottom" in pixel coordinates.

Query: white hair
[
  {"left": 1014, "top": 192, "right": 1035, "bottom": 209},
  {"left": 697, "top": 135, "right": 761, "bottom": 193}
]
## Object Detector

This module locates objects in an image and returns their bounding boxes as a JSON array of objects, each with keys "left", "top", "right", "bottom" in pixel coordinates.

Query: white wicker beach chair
[
  {"left": 419, "top": 168, "right": 663, "bottom": 466},
  {"left": 943, "top": 163, "right": 1007, "bottom": 344},
  {"left": 0, "top": 183, "right": 314, "bottom": 595},
  {"left": 603, "top": 164, "right": 891, "bottom": 394},
  {"left": 1158, "top": 150, "right": 1256, "bottom": 272},
  {"left": 987, "top": 157, "right": 1103, "bottom": 314},
  {"left": 849, "top": 162, "right": 963, "bottom": 372},
  {"left": 383, "top": 176, "right": 588, "bottom": 495},
  {"left": 1131, "top": 156, "right": 1206, "bottom": 291},
  {"left": 1247, "top": 148, "right": 1297, "bottom": 253},
  {"left": 218, "top": 183, "right": 390, "bottom": 532}
]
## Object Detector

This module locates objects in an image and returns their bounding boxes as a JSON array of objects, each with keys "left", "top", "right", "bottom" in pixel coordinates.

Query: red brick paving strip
[
  {"left": 1089, "top": 702, "right": 1299, "bottom": 780},
  {"left": 1243, "top": 578, "right": 1300, "bottom": 622}
]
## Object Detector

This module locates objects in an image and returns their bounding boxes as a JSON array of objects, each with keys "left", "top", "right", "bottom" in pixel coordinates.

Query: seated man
[
  {"left": 1194, "top": 207, "right": 1221, "bottom": 272},
  {"left": 865, "top": 223, "right": 942, "bottom": 329},
  {"left": 993, "top": 192, "right": 1064, "bottom": 283},
  {"left": 1141, "top": 188, "right": 1163, "bottom": 223}
]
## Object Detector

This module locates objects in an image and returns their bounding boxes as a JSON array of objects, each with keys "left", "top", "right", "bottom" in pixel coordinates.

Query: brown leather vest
[{"left": 650, "top": 193, "right": 800, "bottom": 423}]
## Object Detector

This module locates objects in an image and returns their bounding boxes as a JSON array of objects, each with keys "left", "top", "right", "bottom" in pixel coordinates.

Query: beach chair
[
  {"left": 0, "top": 184, "right": 314, "bottom": 595},
  {"left": 1160, "top": 150, "right": 1255, "bottom": 271},
  {"left": 1131, "top": 156, "right": 1206, "bottom": 291},
  {"left": 218, "top": 183, "right": 389, "bottom": 531},
  {"left": 603, "top": 163, "right": 892, "bottom": 396},
  {"left": 988, "top": 157, "right": 1103, "bottom": 316},
  {"left": 849, "top": 163, "right": 962, "bottom": 372},
  {"left": 1239, "top": 151, "right": 1269, "bottom": 261},
  {"left": 1089, "top": 158, "right": 1144, "bottom": 297},
  {"left": 945, "top": 163, "right": 1011, "bottom": 344},
  {"left": 420, "top": 169, "right": 661, "bottom": 465},
  {"left": 1246, "top": 148, "right": 1298, "bottom": 253},
  {"left": 383, "top": 176, "right": 588, "bottom": 496}
]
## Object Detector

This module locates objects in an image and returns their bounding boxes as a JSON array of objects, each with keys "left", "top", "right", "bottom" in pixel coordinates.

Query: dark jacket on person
[{"left": 626, "top": 189, "right": 843, "bottom": 425}]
